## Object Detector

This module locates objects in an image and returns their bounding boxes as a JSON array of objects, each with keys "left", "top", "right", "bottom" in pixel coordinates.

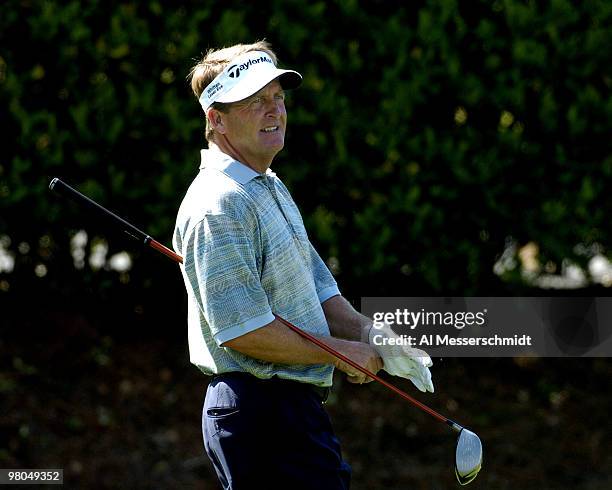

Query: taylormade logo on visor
[
  {"left": 227, "top": 55, "right": 273, "bottom": 78},
  {"left": 198, "top": 51, "right": 301, "bottom": 112}
]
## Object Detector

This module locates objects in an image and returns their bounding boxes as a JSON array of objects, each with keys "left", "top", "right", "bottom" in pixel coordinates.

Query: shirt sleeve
[
  {"left": 308, "top": 241, "right": 341, "bottom": 303},
  {"left": 183, "top": 212, "right": 275, "bottom": 346}
]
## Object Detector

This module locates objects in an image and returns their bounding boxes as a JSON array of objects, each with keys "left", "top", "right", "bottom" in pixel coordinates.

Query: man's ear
[{"left": 207, "top": 108, "right": 226, "bottom": 134}]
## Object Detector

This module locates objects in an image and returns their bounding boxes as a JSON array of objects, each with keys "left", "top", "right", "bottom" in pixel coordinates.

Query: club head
[{"left": 455, "top": 428, "right": 483, "bottom": 485}]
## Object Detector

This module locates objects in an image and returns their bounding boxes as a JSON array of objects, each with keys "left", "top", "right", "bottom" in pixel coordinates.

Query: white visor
[{"left": 199, "top": 50, "right": 302, "bottom": 112}]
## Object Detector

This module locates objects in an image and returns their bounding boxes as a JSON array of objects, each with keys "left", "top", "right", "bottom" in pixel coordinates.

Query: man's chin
[{"left": 262, "top": 139, "right": 285, "bottom": 155}]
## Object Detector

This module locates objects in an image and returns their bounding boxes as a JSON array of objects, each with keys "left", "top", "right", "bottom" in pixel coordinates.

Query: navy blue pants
[{"left": 203, "top": 372, "right": 351, "bottom": 490}]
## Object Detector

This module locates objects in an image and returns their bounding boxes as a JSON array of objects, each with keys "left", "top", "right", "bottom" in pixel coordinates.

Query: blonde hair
[{"left": 188, "top": 40, "right": 279, "bottom": 142}]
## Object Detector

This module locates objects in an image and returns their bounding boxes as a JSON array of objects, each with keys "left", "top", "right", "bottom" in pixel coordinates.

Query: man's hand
[
  {"left": 331, "top": 340, "right": 383, "bottom": 384},
  {"left": 368, "top": 323, "right": 435, "bottom": 393}
]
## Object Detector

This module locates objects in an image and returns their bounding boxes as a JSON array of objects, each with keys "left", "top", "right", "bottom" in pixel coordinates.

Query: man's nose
[{"left": 266, "top": 99, "right": 284, "bottom": 116}]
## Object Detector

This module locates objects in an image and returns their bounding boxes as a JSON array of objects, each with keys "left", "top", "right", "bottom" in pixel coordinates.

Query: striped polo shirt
[{"left": 173, "top": 148, "right": 340, "bottom": 387}]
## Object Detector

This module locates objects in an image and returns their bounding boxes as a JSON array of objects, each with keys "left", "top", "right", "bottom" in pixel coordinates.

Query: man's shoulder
[
  {"left": 189, "top": 168, "right": 254, "bottom": 208},
  {"left": 176, "top": 169, "right": 259, "bottom": 232}
]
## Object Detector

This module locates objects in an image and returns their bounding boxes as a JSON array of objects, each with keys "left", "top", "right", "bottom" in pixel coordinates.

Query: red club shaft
[{"left": 50, "top": 177, "right": 452, "bottom": 427}]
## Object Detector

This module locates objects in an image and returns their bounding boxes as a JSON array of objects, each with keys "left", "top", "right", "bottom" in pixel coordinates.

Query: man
[{"left": 174, "top": 41, "right": 434, "bottom": 490}]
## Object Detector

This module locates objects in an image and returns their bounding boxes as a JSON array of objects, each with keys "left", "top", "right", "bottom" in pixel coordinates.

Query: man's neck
[{"left": 210, "top": 139, "right": 270, "bottom": 174}]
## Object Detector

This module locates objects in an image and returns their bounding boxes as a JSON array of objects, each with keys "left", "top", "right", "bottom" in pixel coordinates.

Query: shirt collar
[{"left": 200, "top": 148, "right": 275, "bottom": 185}]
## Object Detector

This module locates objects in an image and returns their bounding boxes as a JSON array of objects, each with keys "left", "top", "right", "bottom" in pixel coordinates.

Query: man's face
[{"left": 219, "top": 79, "right": 287, "bottom": 169}]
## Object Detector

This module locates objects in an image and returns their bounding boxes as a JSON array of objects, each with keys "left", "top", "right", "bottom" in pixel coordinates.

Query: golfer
[{"left": 174, "top": 41, "right": 434, "bottom": 490}]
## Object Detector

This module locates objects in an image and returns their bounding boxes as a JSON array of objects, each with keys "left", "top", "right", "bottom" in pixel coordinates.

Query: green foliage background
[{"left": 1, "top": 0, "right": 611, "bottom": 300}]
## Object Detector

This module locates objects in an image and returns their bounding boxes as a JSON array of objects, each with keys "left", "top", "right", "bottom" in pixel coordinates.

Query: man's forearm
[
  {"left": 322, "top": 295, "right": 372, "bottom": 342},
  {"left": 222, "top": 318, "right": 344, "bottom": 366},
  {"left": 222, "top": 313, "right": 384, "bottom": 383}
]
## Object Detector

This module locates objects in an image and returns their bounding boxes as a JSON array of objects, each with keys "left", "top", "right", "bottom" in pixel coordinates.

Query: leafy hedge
[{"left": 1, "top": 0, "right": 610, "bottom": 306}]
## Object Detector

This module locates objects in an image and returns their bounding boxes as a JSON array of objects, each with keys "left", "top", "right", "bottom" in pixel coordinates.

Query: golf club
[{"left": 49, "top": 177, "right": 483, "bottom": 485}]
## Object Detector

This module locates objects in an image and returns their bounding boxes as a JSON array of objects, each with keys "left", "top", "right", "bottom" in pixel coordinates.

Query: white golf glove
[{"left": 368, "top": 323, "right": 434, "bottom": 393}]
